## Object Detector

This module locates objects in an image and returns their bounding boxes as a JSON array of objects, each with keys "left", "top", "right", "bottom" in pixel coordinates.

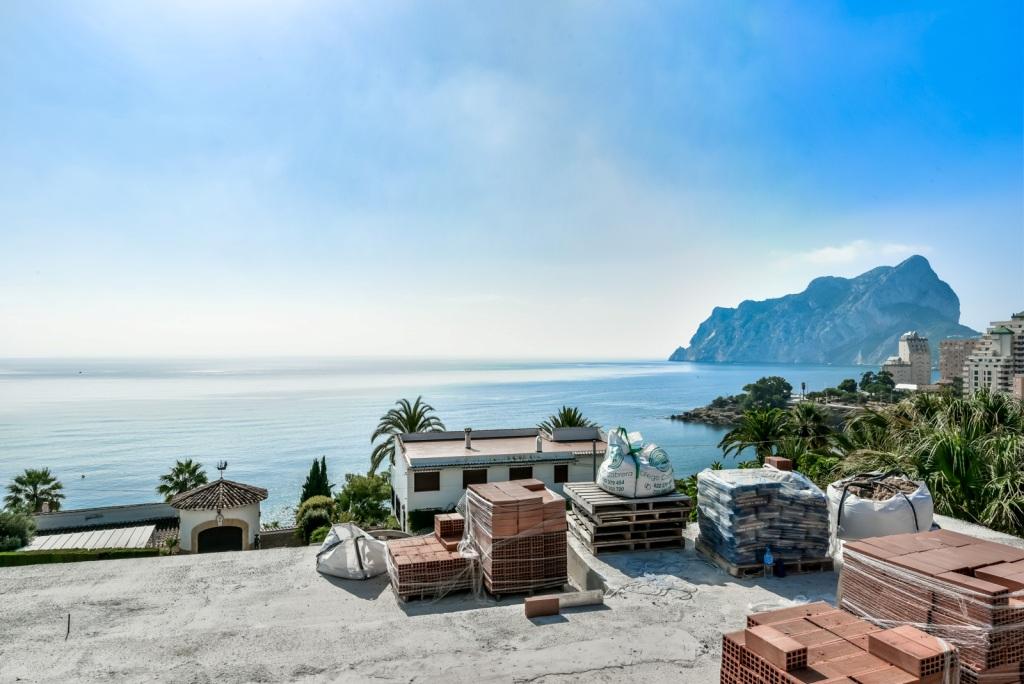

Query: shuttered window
[
  {"left": 462, "top": 469, "right": 487, "bottom": 488},
  {"left": 414, "top": 471, "right": 440, "bottom": 492},
  {"left": 509, "top": 466, "right": 533, "bottom": 481}
]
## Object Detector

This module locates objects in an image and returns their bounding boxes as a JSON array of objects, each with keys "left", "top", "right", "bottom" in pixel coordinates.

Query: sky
[{"left": 1, "top": 1, "right": 1021, "bottom": 360}]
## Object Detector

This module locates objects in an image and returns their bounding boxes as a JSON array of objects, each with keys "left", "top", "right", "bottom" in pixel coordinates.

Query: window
[
  {"left": 554, "top": 464, "right": 569, "bottom": 484},
  {"left": 509, "top": 466, "right": 533, "bottom": 481},
  {"left": 462, "top": 468, "right": 487, "bottom": 488},
  {"left": 414, "top": 471, "right": 440, "bottom": 492}
]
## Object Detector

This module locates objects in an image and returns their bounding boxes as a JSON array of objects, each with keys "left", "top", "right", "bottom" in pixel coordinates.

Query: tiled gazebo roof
[{"left": 169, "top": 479, "right": 268, "bottom": 511}]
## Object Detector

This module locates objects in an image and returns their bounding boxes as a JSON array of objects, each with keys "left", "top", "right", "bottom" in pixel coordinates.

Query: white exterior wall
[
  {"left": 391, "top": 455, "right": 410, "bottom": 529},
  {"left": 177, "top": 503, "right": 260, "bottom": 552},
  {"left": 570, "top": 454, "right": 601, "bottom": 483},
  {"left": 398, "top": 457, "right": 600, "bottom": 531}
]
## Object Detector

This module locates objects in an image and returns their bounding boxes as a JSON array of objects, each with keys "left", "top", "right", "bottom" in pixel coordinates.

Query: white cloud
[{"left": 788, "top": 240, "right": 929, "bottom": 265}]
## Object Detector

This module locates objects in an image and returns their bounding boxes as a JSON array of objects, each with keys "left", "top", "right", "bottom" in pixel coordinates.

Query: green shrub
[
  {"left": 407, "top": 508, "right": 444, "bottom": 533},
  {"left": 0, "top": 547, "right": 158, "bottom": 567},
  {"left": 309, "top": 525, "right": 331, "bottom": 544},
  {"left": 334, "top": 473, "right": 391, "bottom": 528},
  {"left": 0, "top": 510, "right": 36, "bottom": 551},
  {"left": 295, "top": 494, "right": 337, "bottom": 542},
  {"left": 296, "top": 495, "right": 335, "bottom": 524}
]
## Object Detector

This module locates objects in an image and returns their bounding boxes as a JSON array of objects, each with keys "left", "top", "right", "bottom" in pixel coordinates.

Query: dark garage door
[{"left": 197, "top": 525, "right": 243, "bottom": 553}]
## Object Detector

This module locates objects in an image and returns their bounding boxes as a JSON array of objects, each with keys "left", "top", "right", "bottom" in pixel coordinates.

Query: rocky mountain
[{"left": 669, "top": 256, "right": 978, "bottom": 365}]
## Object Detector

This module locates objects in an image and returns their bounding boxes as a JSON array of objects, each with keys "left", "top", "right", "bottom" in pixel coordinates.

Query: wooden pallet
[
  {"left": 694, "top": 537, "right": 834, "bottom": 579},
  {"left": 569, "top": 509, "right": 684, "bottom": 540},
  {"left": 568, "top": 511, "right": 685, "bottom": 554},
  {"left": 563, "top": 482, "right": 692, "bottom": 524},
  {"left": 570, "top": 501, "right": 687, "bottom": 527}
]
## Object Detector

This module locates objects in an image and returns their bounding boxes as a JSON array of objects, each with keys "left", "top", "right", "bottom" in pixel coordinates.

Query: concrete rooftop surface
[
  {"left": 0, "top": 539, "right": 831, "bottom": 683},
  {"left": 1, "top": 515, "right": 1018, "bottom": 683}
]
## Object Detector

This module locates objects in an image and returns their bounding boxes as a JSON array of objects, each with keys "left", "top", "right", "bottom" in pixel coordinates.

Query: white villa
[
  {"left": 390, "top": 427, "right": 606, "bottom": 531},
  {"left": 170, "top": 478, "right": 268, "bottom": 553}
]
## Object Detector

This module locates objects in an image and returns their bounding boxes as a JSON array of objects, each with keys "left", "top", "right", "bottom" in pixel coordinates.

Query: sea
[{"left": 0, "top": 358, "right": 865, "bottom": 523}]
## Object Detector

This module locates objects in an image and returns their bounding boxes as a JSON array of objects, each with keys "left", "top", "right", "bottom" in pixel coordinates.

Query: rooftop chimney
[
  {"left": 536, "top": 435, "right": 543, "bottom": 453},
  {"left": 464, "top": 427, "right": 472, "bottom": 450}
]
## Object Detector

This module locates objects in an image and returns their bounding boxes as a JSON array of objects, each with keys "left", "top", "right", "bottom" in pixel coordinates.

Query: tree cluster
[
  {"left": 709, "top": 375, "right": 794, "bottom": 411},
  {"left": 712, "top": 390, "right": 1024, "bottom": 537}
]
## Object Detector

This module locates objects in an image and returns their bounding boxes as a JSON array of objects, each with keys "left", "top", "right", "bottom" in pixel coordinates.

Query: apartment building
[
  {"left": 963, "top": 312, "right": 1024, "bottom": 395},
  {"left": 939, "top": 338, "right": 981, "bottom": 383},
  {"left": 882, "top": 331, "right": 931, "bottom": 387}
]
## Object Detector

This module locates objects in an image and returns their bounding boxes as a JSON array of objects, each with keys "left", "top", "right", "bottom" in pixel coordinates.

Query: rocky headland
[{"left": 669, "top": 255, "right": 977, "bottom": 365}]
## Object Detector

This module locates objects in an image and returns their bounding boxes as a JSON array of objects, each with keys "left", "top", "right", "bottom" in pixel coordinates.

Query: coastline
[
  {"left": 670, "top": 405, "right": 743, "bottom": 426},
  {"left": 670, "top": 399, "right": 866, "bottom": 427}
]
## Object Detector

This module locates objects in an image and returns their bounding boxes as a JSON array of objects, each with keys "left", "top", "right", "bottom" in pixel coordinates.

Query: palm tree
[
  {"left": 718, "top": 408, "right": 790, "bottom": 464},
  {"left": 840, "top": 389, "right": 1024, "bottom": 536},
  {"left": 790, "top": 402, "right": 835, "bottom": 452},
  {"left": 370, "top": 397, "right": 445, "bottom": 474},
  {"left": 538, "top": 406, "right": 596, "bottom": 433},
  {"left": 5, "top": 468, "right": 65, "bottom": 513},
  {"left": 157, "top": 459, "right": 208, "bottom": 501}
]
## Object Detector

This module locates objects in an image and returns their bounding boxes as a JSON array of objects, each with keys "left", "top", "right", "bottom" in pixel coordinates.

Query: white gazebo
[{"left": 170, "top": 478, "right": 268, "bottom": 553}]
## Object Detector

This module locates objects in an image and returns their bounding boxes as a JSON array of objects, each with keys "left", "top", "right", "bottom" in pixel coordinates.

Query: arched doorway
[{"left": 197, "top": 525, "right": 243, "bottom": 553}]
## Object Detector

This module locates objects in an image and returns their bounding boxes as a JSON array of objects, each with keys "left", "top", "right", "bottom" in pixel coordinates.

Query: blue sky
[{"left": 1, "top": 1, "right": 1021, "bottom": 358}]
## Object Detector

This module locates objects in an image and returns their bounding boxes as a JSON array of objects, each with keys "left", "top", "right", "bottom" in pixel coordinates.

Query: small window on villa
[
  {"left": 509, "top": 466, "right": 533, "bottom": 481},
  {"left": 414, "top": 471, "right": 440, "bottom": 492},
  {"left": 554, "top": 464, "right": 569, "bottom": 484},
  {"left": 462, "top": 468, "right": 487, "bottom": 488}
]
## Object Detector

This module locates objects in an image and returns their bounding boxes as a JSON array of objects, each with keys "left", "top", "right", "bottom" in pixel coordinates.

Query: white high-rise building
[
  {"left": 964, "top": 313, "right": 1024, "bottom": 395},
  {"left": 881, "top": 331, "right": 931, "bottom": 387}
]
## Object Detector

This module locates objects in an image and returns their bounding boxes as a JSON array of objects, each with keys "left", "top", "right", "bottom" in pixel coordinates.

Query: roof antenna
[{"left": 216, "top": 460, "right": 228, "bottom": 479}]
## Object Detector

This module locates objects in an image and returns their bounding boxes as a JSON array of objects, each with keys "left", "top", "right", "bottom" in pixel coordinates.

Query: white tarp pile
[
  {"left": 596, "top": 427, "right": 675, "bottom": 498},
  {"left": 315, "top": 523, "right": 388, "bottom": 580},
  {"left": 827, "top": 472, "right": 933, "bottom": 549}
]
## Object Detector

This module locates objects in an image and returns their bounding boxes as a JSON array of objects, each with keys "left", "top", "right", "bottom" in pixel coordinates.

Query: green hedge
[
  {"left": 0, "top": 547, "right": 159, "bottom": 567},
  {"left": 407, "top": 508, "right": 446, "bottom": 533}
]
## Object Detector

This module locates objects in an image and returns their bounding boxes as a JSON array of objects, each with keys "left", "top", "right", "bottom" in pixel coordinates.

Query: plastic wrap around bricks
[
  {"left": 840, "top": 530, "right": 1024, "bottom": 677},
  {"left": 725, "top": 601, "right": 961, "bottom": 684}
]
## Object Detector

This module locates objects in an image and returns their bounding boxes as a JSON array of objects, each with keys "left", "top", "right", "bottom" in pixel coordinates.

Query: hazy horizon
[{"left": 2, "top": 2, "right": 1021, "bottom": 359}]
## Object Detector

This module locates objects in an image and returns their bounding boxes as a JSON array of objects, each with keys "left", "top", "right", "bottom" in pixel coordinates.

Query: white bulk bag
[
  {"left": 827, "top": 475, "right": 933, "bottom": 544},
  {"left": 315, "top": 523, "right": 388, "bottom": 580},
  {"left": 597, "top": 427, "right": 675, "bottom": 498}
]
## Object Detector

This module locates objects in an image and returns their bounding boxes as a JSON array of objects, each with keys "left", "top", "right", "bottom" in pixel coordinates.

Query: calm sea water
[{"left": 0, "top": 358, "right": 865, "bottom": 522}]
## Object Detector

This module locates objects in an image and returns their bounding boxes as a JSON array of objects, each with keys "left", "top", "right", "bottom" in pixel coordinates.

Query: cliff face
[{"left": 670, "top": 256, "right": 977, "bottom": 365}]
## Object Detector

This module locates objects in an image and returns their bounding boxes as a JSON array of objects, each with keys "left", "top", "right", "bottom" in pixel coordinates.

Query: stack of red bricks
[
  {"left": 465, "top": 479, "right": 568, "bottom": 595},
  {"left": 386, "top": 512, "right": 473, "bottom": 600},
  {"left": 434, "top": 512, "right": 464, "bottom": 551},
  {"left": 722, "top": 601, "right": 959, "bottom": 683},
  {"left": 840, "top": 530, "right": 1024, "bottom": 683}
]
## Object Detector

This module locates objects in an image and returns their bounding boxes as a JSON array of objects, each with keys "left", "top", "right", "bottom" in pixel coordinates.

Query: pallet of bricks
[
  {"left": 840, "top": 530, "right": 1024, "bottom": 683},
  {"left": 697, "top": 468, "right": 832, "bottom": 577},
  {"left": 462, "top": 479, "right": 568, "bottom": 596},
  {"left": 722, "top": 600, "right": 959, "bottom": 683},
  {"left": 562, "top": 482, "right": 691, "bottom": 554},
  {"left": 385, "top": 511, "right": 475, "bottom": 601}
]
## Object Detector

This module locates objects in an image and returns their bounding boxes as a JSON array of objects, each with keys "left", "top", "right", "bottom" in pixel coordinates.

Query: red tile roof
[{"left": 169, "top": 479, "right": 268, "bottom": 511}]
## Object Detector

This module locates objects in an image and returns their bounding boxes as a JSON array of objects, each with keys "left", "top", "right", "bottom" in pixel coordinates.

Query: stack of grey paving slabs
[{"left": 697, "top": 468, "right": 830, "bottom": 567}]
